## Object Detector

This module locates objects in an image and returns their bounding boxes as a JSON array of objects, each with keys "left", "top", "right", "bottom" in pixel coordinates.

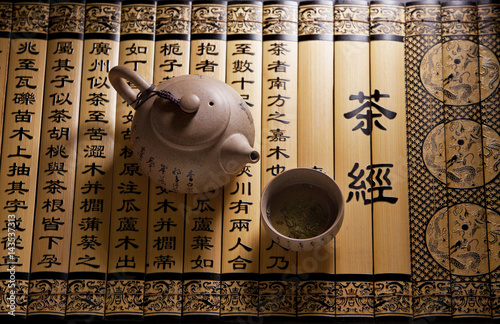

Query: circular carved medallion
[
  {"left": 420, "top": 40, "right": 500, "bottom": 105},
  {"left": 426, "top": 203, "right": 500, "bottom": 276},
  {"left": 423, "top": 119, "right": 500, "bottom": 188}
]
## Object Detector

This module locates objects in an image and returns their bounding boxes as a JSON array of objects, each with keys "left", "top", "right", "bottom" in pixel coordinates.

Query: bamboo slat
[
  {"left": 369, "top": 0, "right": 412, "bottom": 318},
  {"left": 143, "top": 0, "right": 191, "bottom": 319},
  {"left": 221, "top": 0, "right": 262, "bottom": 318},
  {"left": 182, "top": 0, "right": 227, "bottom": 319},
  {"left": 259, "top": 0, "right": 298, "bottom": 318},
  {"left": 440, "top": 1, "right": 491, "bottom": 318},
  {"left": 333, "top": 0, "right": 373, "bottom": 317},
  {"left": 104, "top": 1, "right": 156, "bottom": 320},
  {"left": 406, "top": 0, "right": 453, "bottom": 318},
  {"left": 0, "top": 1, "right": 49, "bottom": 317},
  {"left": 27, "top": 0, "right": 85, "bottom": 318},
  {"left": 66, "top": 1, "right": 121, "bottom": 319},
  {"left": 296, "top": 0, "right": 335, "bottom": 318}
]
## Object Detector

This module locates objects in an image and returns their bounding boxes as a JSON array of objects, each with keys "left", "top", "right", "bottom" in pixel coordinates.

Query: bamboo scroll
[
  {"left": 221, "top": 0, "right": 262, "bottom": 318},
  {"left": 183, "top": 0, "right": 227, "bottom": 319},
  {"left": 333, "top": 0, "right": 373, "bottom": 317},
  {"left": 104, "top": 1, "right": 155, "bottom": 320},
  {"left": 296, "top": 0, "right": 335, "bottom": 318},
  {"left": 143, "top": 0, "right": 191, "bottom": 320},
  {"left": 0, "top": 1, "right": 11, "bottom": 159},
  {"left": 0, "top": 1, "right": 497, "bottom": 321},
  {"left": 369, "top": 0, "right": 412, "bottom": 318},
  {"left": 27, "top": 0, "right": 85, "bottom": 318},
  {"left": 478, "top": 0, "right": 500, "bottom": 319},
  {"left": 406, "top": 0, "right": 452, "bottom": 318},
  {"left": 66, "top": 1, "right": 120, "bottom": 319},
  {"left": 0, "top": 1, "right": 49, "bottom": 317},
  {"left": 259, "top": 0, "right": 298, "bottom": 318}
]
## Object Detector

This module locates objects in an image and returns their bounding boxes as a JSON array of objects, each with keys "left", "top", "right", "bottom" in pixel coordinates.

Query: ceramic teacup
[{"left": 261, "top": 168, "right": 344, "bottom": 251}]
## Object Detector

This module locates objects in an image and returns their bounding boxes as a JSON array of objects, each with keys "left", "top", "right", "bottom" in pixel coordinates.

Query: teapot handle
[{"left": 109, "top": 65, "right": 153, "bottom": 109}]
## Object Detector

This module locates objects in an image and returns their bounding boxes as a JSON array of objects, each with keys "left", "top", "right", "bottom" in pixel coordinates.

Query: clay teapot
[{"left": 109, "top": 66, "right": 260, "bottom": 194}]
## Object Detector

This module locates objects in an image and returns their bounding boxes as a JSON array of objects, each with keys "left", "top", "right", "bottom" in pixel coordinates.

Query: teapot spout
[{"left": 220, "top": 134, "right": 260, "bottom": 174}]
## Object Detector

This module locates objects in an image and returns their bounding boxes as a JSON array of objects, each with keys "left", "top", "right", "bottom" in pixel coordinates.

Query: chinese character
[
  {"left": 76, "top": 254, "right": 100, "bottom": 268},
  {"left": 159, "top": 59, "right": 182, "bottom": 72},
  {"left": 53, "top": 41, "right": 73, "bottom": 54},
  {"left": 41, "top": 199, "right": 66, "bottom": 213},
  {"left": 268, "top": 42, "right": 289, "bottom": 56},
  {"left": 191, "top": 236, "right": 214, "bottom": 250},
  {"left": 79, "top": 217, "right": 103, "bottom": 231},
  {"left": 267, "top": 128, "right": 289, "bottom": 142},
  {"left": 344, "top": 90, "right": 396, "bottom": 135},
  {"left": 196, "top": 42, "right": 218, "bottom": 55},
  {"left": 153, "top": 218, "right": 177, "bottom": 232},
  {"left": 117, "top": 199, "right": 140, "bottom": 212},
  {"left": 77, "top": 235, "right": 101, "bottom": 250},
  {"left": 191, "top": 199, "right": 215, "bottom": 213},
  {"left": 80, "top": 198, "right": 104, "bottom": 212},
  {"left": 230, "top": 182, "right": 251, "bottom": 195},
  {"left": 116, "top": 217, "right": 139, "bottom": 231},
  {"left": 229, "top": 219, "right": 251, "bottom": 232},
  {"left": 191, "top": 217, "right": 214, "bottom": 232},
  {"left": 115, "top": 236, "right": 139, "bottom": 250},
  {"left": 13, "top": 92, "right": 35, "bottom": 105},
  {"left": 229, "top": 200, "right": 253, "bottom": 214},
  {"left": 42, "top": 217, "right": 65, "bottom": 230},
  {"left": 346, "top": 162, "right": 398, "bottom": 204},
  {"left": 195, "top": 60, "right": 218, "bottom": 72},
  {"left": 267, "top": 111, "right": 290, "bottom": 124},
  {"left": 37, "top": 254, "right": 61, "bottom": 268},
  {"left": 232, "top": 60, "right": 253, "bottom": 73},
  {"left": 160, "top": 43, "right": 183, "bottom": 56},
  {"left": 153, "top": 236, "right": 176, "bottom": 250},
  {"left": 90, "top": 42, "right": 111, "bottom": 55},
  {"left": 228, "top": 255, "right": 252, "bottom": 270},
  {"left": 116, "top": 255, "right": 136, "bottom": 268},
  {"left": 125, "top": 43, "right": 147, "bottom": 55},
  {"left": 7, "top": 163, "right": 31, "bottom": 176},
  {"left": 17, "top": 42, "right": 39, "bottom": 55},
  {"left": 12, "top": 109, "right": 34, "bottom": 122},
  {"left": 154, "top": 255, "right": 175, "bottom": 269},
  {"left": 191, "top": 255, "right": 214, "bottom": 269},
  {"left": 228, "top": 237, "right": 253, "bottom": 252},
  {"left": 233, "top": 43, "right": 254, "bottom": 55}
]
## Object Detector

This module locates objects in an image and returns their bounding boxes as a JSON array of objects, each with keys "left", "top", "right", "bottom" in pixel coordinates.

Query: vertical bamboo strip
[
  {"left": 296, "top": 0, "right": 335, "bottom": 318},
  {"left": 0, "top": 1, "right": 49, "bottom": 318},
  {"left": 369, "top": 0, "right": 412, "bottom": 318},
  {"left": 66, "top": 1, "right": 120, "bottom": 320},
  {"left": 478, "top": 0, "right": 500, "bottom": 318},
  {"left": 144, "top": 1, "right": 191, "bottom": 319},
  {"left": 0, "top": 1, "right": 11, "bottom": 159},
  {"left": 182, "top": 0, "right": 227, "bottom": 319},
  {"left": 259, "top": 0, "right": 298, "bottom": 318},
  {"left": 440, "top": 1, "right": 491, "bottom": 318},
  {"left": 27, "top": 0, "right": 85, "bottom": 319},
  {"left": 104, "top": 1, "right": 155, "bottom": 320},
  {"left": 333, "top": 0, "right": 373, "bottom": 317},
  {"left": 406, "top": 0, "right": 452, "bottom": 319},
  {"left": 143, "top": 0, "right": 191, "bottom": 320},
  {"left": 221, "top": 1, "right": 262, "bottom": 319}
]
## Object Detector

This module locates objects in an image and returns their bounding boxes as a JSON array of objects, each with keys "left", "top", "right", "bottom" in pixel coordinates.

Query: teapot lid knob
[{"left": 179, "top": 94, "right": 200, "bottom": 114}]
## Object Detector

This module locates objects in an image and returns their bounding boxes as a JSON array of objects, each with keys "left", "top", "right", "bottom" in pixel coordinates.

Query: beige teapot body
[{"left": 109, "top": 66, "right": 259, "bottom": 194}]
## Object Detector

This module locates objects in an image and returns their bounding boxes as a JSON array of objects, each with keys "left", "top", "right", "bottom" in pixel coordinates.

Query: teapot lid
[{"left": 149, "top": 75, "right": 231, "bottom": 148}]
